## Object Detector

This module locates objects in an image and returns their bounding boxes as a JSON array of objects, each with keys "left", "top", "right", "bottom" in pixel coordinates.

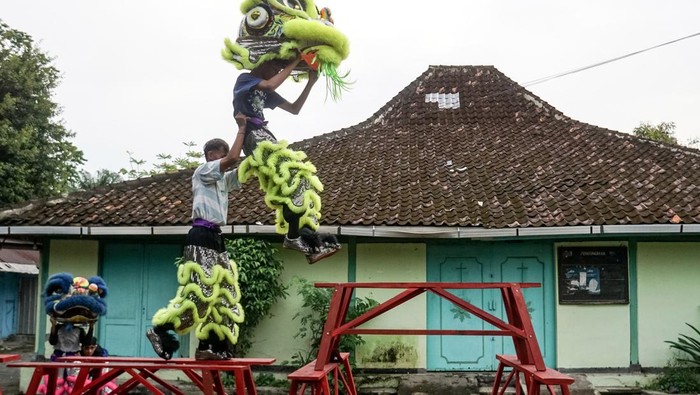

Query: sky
[{"left": 3, "top": 0, "right": 700, "bottom": 173}]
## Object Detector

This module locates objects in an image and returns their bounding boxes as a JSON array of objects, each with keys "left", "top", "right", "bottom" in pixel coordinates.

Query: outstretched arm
[
  {"left": 278, "top": 70, "right": 319, "bottom": 115},
  {"left": 219, "top": 113, "right": 249, "bottom": 172}
]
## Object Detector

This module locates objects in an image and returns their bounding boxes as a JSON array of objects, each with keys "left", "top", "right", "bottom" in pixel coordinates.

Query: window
[{"left": 557, "top": 246, "right": 629, "bottom": 304}]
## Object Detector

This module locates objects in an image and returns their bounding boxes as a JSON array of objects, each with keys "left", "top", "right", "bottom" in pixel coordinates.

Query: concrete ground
[{"left": 0, "top": 335, "right": 36, "bottom": 395}]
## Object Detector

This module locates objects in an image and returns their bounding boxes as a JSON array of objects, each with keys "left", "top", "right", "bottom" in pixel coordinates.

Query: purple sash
[
  {"left": 247, "top": 117, "right": 268, "bottom": 128},
  {"left": 193, "top": 218, "right": 222, "bottom": 233}
]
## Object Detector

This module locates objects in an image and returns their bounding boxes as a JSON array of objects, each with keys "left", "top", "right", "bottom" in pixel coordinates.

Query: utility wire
[
  {"left": 522, "top": 31, "right": 700, "bottom": 88},
  {"left": 479, "top": 31, "right": 700, "bottom": 100}
]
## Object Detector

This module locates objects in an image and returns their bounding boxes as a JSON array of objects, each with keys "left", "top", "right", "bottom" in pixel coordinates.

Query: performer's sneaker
[
  {"left": 146, "top": 328, "right": 172, "bottom": 360},
  {"left": 283, "top": 236, "right": 311, "bottom": 254},
  {"left": 195, "top": 349, "right": 230, "bottom": 361},
  {"left": 306, "top": 244, "right": 341, "bottom": 264}
]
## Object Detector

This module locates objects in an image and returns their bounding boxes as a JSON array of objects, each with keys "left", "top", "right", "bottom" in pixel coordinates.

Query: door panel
[
  {"left": 101, "top": 244, "right": 144, "bottom": 356},
  {"left": 496, "top": 253, "right": 547, "bottom": 360},
  {"left": 100, "top": 243, "right": 182, "bottom": 357},
  {"left": 141, "top": 244, "right": 182, "bottom": 357},
  {"left": 427, "top": 242, "right": 554, "bottom": 371}
]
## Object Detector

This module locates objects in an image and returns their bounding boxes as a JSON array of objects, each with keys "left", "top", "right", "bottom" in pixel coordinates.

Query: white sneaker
[{"left": 283, "top": 237, "right": 311, "bottom": 254}]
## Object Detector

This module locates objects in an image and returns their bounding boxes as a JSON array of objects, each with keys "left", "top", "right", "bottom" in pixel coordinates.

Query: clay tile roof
[{"left": 2, "top": 65, "right": 700, "bottom": 228}]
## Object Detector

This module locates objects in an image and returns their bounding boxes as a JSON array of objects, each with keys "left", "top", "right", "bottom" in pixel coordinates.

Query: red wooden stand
[
  {"left": 493, "top": 355, "right": 574, "bottom": 395},
  {"left": 287, "top": 282, "right": 573, "bottom": 395},
  {"left": 288, "top": 352, "right": 354, "bottom": 395},
  {"left": 8, "top": 356, "right": 274, "bottom": 395}
]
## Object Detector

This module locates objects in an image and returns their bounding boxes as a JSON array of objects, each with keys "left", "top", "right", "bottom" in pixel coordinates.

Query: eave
[{"left": 3, "top": 224, "right": 700, "bottom": 239}]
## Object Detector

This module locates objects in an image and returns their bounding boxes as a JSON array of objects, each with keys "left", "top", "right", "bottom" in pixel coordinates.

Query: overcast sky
[{"left": 4, "top": 1, "right": 699, "bottom": 173}]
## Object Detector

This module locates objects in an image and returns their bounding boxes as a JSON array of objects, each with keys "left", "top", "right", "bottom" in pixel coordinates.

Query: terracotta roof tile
[{"left": 2, "top": 65, "right": 700, "bottom": 228}]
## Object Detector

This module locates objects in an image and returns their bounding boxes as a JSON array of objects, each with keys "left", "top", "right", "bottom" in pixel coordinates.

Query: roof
[
  {"left": 0, "top": 249, "right": 39, "bottom": 274},
  {"left": 1, "top": 65, "right": 700, "bottom": 236}
]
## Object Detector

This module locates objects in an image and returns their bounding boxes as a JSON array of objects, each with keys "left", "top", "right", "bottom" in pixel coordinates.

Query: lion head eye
[{"left": 245, "top": 5, "right": 274, "bottom": 32}]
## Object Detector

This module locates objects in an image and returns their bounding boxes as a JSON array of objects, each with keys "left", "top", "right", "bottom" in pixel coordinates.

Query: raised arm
[
  {"left": 256, "top": 57, "right": 303, "bottom": 92},
  {"left": 219, "top": 113, "right": 249, "bottom": 172},
  {"left": 278, "top": 70, "right": 319, "bottom": 115}
]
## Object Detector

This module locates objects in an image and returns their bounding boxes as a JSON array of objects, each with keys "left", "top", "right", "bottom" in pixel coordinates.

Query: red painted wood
[
  {"left": 343, "top": 329, "right": 518, "bottom": 336},
  {"left": 288, "top": 353, "right": 356, "bottom": 395},
  {"left": 315, "top": 286, "right": 351, "bottom": 371},
  {"left": 492, "top": 355, "right": 574, "bottom": 395},
  {"left": 9, "top": 357, "right": 274, "bottom": 395},
  {"left": 0, "top": 354, "right": 20, "bottom": 363},
  {"left": 430, "top": 287, "right": 527, "bottom": 337},
  {"left": 58, "top": 356, "right": 275, "bottom": 365},
  {"left": 293, "top": 282, "right": 559, "bottom": 395},
  {"left": 315, "top": 282, "right": 540, "bottom": 289},
  {"left": 495, "top": 355, "right": 574, "bottom": 384},
  {"left": 332, "top": 287, "right": 425, "bottom": 337}
]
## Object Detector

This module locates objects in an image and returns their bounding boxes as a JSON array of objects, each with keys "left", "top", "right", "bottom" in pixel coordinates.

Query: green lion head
[{"left": 222, "top": 0, "right": 351, "bottom": 99}]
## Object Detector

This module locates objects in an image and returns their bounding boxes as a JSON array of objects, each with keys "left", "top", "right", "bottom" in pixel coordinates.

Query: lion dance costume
[
  {"left": 223, "top": 0, "right": 350, "bottom": 263},
  {"left": 148, "top": 241, "right": 245, "bottom": 360},
  {"left": 42, "top": 273, "right": 110, "bottom": 394}
]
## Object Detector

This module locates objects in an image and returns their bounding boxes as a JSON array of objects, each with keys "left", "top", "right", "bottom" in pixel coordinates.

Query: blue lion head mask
[{"left": 43, "top": 272, "right": 108, "bottom": 323}]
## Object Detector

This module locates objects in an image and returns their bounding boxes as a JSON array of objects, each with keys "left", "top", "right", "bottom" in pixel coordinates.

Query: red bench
[
  {"left": 8, "top": 356, "right": 275, "bottom": 395},
  {"left": 493, "top": 354, "right": 574, "bottom": 395},
  {"left": 0, "top": 354, "right": 20, "bottom": 363},
  {"left": 288, "top": 352, "right": 355, "bottom": 395}
]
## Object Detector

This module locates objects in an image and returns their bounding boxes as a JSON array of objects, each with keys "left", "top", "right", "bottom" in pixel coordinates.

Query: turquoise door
[
  {"left": 100, "top": 243, "right": 184, "bottom": 357},
  {"left": 427, "top": 242, "right": 555, "bottom": 370},
  {"left": 0, "top": 273, "right": 18, "bottom": 338}
]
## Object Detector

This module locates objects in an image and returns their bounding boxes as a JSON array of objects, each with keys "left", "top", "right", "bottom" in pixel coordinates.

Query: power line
[
  {"left": 478, "top": 31, "right": 700, "bottom": 101},
  {"left": 522, "top": 32, "right": 700, "bottom": 87}
]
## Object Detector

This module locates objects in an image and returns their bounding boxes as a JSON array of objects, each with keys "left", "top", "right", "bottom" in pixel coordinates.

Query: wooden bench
[
  {"left": 0, "top": 354, "right": 21, "bottom": 363},
  {"left": 493, "top": 355, "right": 574, "bottom": 395},
  {"left": 288, "top": 352, "right": 356, "bottom": 395},
  {"left": 8, "top": 356, "right": 275, "bottom": 395}
]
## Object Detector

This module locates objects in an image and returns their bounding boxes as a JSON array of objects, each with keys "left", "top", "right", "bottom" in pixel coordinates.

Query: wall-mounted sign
[{"left": 557, "top": 246, "right": 629, "bottom": 304}]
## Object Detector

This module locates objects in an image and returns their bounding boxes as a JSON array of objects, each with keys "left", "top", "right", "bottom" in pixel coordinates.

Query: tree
[
  {"left": 69, "top": 169, "right": 123, "bottom": 192},
  {"left": 119, "top": 141, "right": 203, "bottom": 180},
  {"left": 633, "top": 122, "right": 678, "bottom": 145},
  {"left": 0, "top": 20, "right": 84, "bottom": 207}
]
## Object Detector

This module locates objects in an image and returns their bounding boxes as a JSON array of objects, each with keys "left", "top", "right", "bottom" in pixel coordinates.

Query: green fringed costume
[
  {"left": 226, "top": 0, "right": 349, "bottom": 262},
  {"left": 222, "top": 0, "right": 351, "bottom": 101},
  {"left": 151, "top": 248, "right": 245, "bottom": 346},
  {"left": 238, "top": 139, "right": 323, "bottom": 233}
]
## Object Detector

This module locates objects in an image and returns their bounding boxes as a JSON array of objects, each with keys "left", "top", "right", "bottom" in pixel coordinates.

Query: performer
[
  {"left": 233, "top": 55, "right": 341, "bottom": 264},
  {"left": 147, "top": 115, "right": 248, "bottom": 361},
  {"left": 49, "top": 317, "right": 94, "bottom": 361}
]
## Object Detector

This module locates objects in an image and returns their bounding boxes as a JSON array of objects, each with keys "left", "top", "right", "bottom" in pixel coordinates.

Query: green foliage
[
  {"left": 222, "top": 372, "right": 289, "bottom": 389},
  {"left": 646, "top": 323, "right": 700, "bottom": 393},
  {"left": 646, "top": 358, "right": 700, "bottom": 393},
  {"left": 0, "top": 20, "right": 84, "bottom": 206},
  {"left": 252, "top": 373, "right": 288, "bottom": 387},
  {"left": 119, "top": 141, "right": 203, "bottom": 180},
  {"left": 286, "top": 277, "right": 378, "bottom": 368},
  {"left": 666, "top": 323, "right": 700, "bottom": 367},
  {"left": 69, "top": 169, "right": 123, "bottom": 191},
  {"left": 225, "top": 237, "right": 288, "bottom": 356},
  {"left": 633, "top": 122, "right": 678, "bottom": 145}
]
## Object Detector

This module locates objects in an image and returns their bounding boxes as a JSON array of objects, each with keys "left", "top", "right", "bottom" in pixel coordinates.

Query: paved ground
[{"left": 0, "top": 335, "right": 36, "bottom": 395}]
